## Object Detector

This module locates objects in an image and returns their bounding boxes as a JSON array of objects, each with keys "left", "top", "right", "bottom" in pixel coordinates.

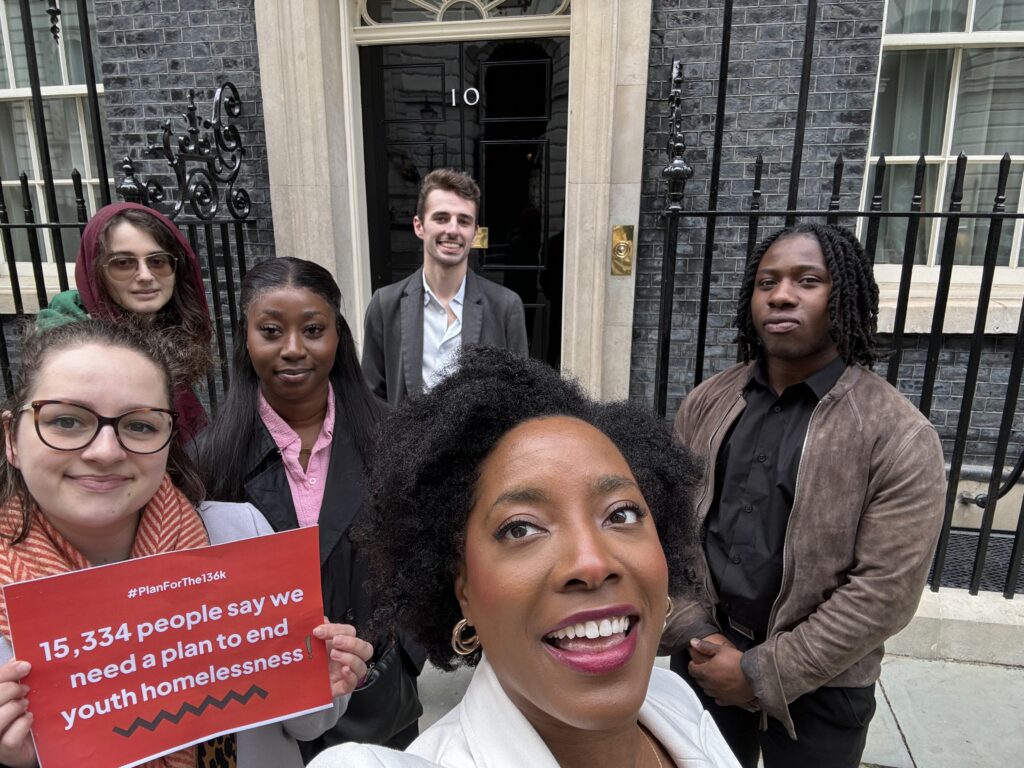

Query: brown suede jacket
[{"left": 662, "top": 362, "right": 946, "bottom": 738}]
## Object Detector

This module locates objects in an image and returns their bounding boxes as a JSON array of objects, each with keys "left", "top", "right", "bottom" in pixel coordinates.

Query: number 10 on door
[{"left": 450, "top": 87, "right": 480, "bottom": 106}]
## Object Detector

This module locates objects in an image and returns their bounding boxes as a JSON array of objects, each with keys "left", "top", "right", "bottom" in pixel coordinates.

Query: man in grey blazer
[{"left": 361, "top": 169, "right": 529, "bottom": 405}]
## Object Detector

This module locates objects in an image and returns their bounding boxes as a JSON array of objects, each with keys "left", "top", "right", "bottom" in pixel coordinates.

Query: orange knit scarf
[{"left": 0, "top": 474, "right": 209, "bottom": 768}]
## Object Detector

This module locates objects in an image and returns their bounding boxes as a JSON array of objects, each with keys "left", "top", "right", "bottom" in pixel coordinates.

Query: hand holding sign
[
  {"left": 314, "top": 623, "right": 373, "bottom": 698},
  {"left": 0, "top": 658, "right": 34, "bottom": 768}
]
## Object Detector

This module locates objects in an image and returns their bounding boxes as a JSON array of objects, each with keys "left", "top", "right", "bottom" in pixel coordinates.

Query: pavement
[
  {"left": 861, "top": 655, "right": 1024, "bottom": 768},
  {"left": 416, "top": 654, "right": 1024, "bottom": 768}
]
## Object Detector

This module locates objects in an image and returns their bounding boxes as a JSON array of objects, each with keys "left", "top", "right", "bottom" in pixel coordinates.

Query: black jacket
[
  {"left": 243, "top": 407, "right": 370, "bottom": 628},
  {"left": 236, "top": 398, "right": 422, "bottom": 752}
]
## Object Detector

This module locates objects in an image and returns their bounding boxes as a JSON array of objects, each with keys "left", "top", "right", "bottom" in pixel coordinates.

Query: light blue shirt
[{"left": 422, "top": 272, "right": 466, "bottom": 392}]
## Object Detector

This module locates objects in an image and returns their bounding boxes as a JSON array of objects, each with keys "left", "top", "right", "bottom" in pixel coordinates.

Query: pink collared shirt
[{"left": 257, "top": 384, "right": 335, "bottom": 529}]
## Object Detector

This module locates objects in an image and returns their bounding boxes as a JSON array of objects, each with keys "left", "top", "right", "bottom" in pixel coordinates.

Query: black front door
[{"left": 360, "top": 37, "right": 570, "bottom": 367}]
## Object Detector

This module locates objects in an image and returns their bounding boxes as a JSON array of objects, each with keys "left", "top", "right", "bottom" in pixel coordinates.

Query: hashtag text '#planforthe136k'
[{"left": 127, "top": 570, "right": 228, "bottom": 599}]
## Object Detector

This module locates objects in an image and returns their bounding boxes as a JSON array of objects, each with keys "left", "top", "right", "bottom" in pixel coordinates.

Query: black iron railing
[
  {"left": 651, "top": 2, "right": 1023, "bottom": 600},
  {"left": 0, "top": 76, "right": 251, "bottom": 417},
  {"left": 655, "top": 144, "right": 1024, "bottom": 600}
]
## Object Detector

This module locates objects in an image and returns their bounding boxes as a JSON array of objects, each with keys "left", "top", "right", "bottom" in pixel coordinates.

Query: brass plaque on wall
[{"left": 611, "top": 224, "right": 634, "bottom": 276}]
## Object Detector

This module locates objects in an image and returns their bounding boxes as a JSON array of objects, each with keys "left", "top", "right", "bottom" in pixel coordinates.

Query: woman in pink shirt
[{"left": 194, "top": 258, "right": 421, "bottom": 759}]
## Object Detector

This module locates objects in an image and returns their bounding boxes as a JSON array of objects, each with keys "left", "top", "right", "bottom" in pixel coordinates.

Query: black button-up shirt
[{"left": 705, "top": 356, "right": 846, "bottom": 638}]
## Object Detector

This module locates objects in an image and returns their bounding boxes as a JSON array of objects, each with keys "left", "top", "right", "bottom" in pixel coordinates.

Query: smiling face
[
  {"left": 5, "top": 344, "right": 171, "bottom": 550},
  {"left": 413, "top": 189, "right": 477, "bottom": 271},
  {"left": 101, "top": 222, "right": 177, "bottom": 314},
  {"left": 455, "top": 416, "right": 668, "bottom": 734},
  {"left": 245, "top": 286, "right": 339, "bottom": 411},
  {"left": 751, "top": 233, "right": 838, "bottom": 371}
]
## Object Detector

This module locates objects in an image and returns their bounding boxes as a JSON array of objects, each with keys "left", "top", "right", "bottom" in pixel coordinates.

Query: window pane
[
  {"left": 885, "top": 0, "right": 966, "bottom": 33},
  {"left": 82, "top": 95, "right": 102, "bottom": 177},
  {"left": 867, "top": 162, "right": 939, "bottom": 265},
  {"left": 0, "top": 24, "right": 9, "bottom": 88},
  {"left": 5, "top": 1, "right": 64, "bottom": 88},
  {"left": 3, "top": 182, "right": 37, "bottom": 263},
  {"left": 57, "top": 0, "right": 95, "bottom": 85},
  {"left": 974, "top": 0, "right": 1024, "bottom": 31},
  {"left": 41, "top": 98, "right": 86, "bottom": 179},
  {"left": 7, "top": 185, "right": 82, "bottom": 264},
  {"left": 952, "top": 49, "right": 1024, "bottom": 156},
  {"left": 941, "top": 163, "right": 1023, "bottom": 266},
  {"left": 363, "top": 0, "right": 567, "bottom": 24},
  {"left": 871, "top": 50, "right": 953, "bottom": 156},
  {"left": 0, "top": 101, "right": 34, "bottom": 179},
  {"left": 54, "top": 184, "right": 82, "bottom": 263}
]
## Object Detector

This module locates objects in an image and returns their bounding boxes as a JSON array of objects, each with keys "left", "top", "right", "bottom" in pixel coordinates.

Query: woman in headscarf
[{"left": 36, "top": 203, "right": 212, "bottom": 443}]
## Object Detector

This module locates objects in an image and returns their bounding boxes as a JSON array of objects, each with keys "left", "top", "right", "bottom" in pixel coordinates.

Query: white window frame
[{"left": 860, "top": 0, "right": 1024, "bottom": 333}]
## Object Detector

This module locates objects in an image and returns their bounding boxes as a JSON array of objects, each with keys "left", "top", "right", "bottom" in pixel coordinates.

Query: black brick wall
[
  {"left": 633, "top": 0, "right": 884, "bottom": 416},
  {"left": 92, "top": 0, "right": 274, "bottom": 259},
  {"left": 631, "top": 0, "right": 1022, "bottom": 469},
  {"left": 882, "top": 334, "right": 1024, "bottom": 470}
]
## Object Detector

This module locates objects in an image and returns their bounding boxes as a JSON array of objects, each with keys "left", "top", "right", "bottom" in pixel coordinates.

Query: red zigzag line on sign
[{"left": 111, "top": 685, "right": 269, "bottom": 737}]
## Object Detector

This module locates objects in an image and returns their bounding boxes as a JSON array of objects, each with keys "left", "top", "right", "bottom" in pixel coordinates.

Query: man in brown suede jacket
[{"left": 662, "top": 224, "right": 945, "bottom": 768}]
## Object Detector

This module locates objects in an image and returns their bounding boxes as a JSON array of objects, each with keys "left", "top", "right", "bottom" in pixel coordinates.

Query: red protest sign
[{"left": 3, "top": 526, "right": 332, "bottom": 768}]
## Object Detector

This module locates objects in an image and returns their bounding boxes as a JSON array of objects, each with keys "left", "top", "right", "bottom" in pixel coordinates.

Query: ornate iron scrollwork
[{"left": 116, "top": 82, "right": 251, "bottom": 221}]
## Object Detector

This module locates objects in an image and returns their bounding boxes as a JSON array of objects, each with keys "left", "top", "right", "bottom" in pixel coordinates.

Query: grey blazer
[
  {"left": 361, "top": 268, "right": 529, "bottom": 405},
  {"left": 0, "top": 501, "right": 347, "bottom": 768}
]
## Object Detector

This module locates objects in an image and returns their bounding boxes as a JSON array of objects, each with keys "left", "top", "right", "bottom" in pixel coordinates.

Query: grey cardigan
[{"left": 0, "top": 501, "right": 347, "bottom": 768}]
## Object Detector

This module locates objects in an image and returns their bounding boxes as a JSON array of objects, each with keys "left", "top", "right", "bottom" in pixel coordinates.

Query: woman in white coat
[
  {"left": 0, "top": 319, "right": 373, "bottom": 768},
  {"left": 310, "top": 348, "right": 740, "bottom": 768}
]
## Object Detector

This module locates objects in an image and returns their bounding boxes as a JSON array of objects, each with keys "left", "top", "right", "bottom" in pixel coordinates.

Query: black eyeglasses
[{"left": 16, "top": 401, "right": 177, "bottom": 455}]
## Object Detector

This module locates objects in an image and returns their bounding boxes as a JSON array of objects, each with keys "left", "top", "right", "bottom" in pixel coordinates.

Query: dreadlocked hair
[{"left": 735, "top": 223, "right": 880, "bottom": 367}]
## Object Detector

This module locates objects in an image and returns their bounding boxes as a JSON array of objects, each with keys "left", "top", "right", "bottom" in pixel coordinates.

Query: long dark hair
[
  {"left": 197, "top": 257, "right": 383, "bottom": 502},
  {"left": 0, "top": 319, "right": 205, "bottom": 543},
  {"left": 735, "top": 223, "right": 879, "bottom": 367}
]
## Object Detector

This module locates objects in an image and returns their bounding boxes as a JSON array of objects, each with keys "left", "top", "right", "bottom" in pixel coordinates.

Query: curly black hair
[
  {"left": 735, "top": 223, "right": 880, "bottom": 367},
  {"left": 354, "top": 346, "right": 702, "bottom": 671}
]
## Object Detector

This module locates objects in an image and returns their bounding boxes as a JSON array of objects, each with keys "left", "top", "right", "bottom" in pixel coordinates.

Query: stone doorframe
[{"left": 254, "top": 0, "right": 651, "bottom": 399}]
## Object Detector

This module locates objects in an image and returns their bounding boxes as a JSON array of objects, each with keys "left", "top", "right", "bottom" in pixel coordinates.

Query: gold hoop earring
[
  {"left": 666, "top": 596, "right": 674, "bottom": 619},
  {"left": 451, "top": 618, "right": 480, "bottom": 656}
]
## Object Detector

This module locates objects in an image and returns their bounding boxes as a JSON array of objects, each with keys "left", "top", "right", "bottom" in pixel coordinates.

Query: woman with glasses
[
  {"left": 36, "top": 203, "right": 212, "bottom": 443},
  {"left": 194, "top": 258, "right": 422, "bottom": 758},
  {"left": 0, "top": 319, "right": 373, "bottom": 768}
]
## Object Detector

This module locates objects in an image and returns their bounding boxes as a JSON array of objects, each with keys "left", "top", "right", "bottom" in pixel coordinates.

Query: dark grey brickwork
[
  {"left": 881, "top": 334, "right": 1024, "bottom": 469},
  {"left": 92, "top": 0, "right": 274, "bottom": 259},
  {"left": 631, "top": 0, "right": 1022, "bottom": 471},
  {"left": 632, "top": 0, "right": 885, "bottom": 417}
]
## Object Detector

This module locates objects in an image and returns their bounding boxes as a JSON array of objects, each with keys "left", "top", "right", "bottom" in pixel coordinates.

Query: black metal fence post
[
  {"left": 918, "top": 153, "right": 967, "bottom": 419},
  {"left": 694, "top": 0, "right": 734, "bottom": 389},
  {"left": 16, "top": 0, "right": 68, "bottom": 289},
  {"left": 19, "top": 173, "right": 49, "bottom": 310},
  {"left": 785, "top": 0, "right": 818, "bottom": 226},
  {"left": 74, "top": 0, "right": 111, "bottom": 206},
  {"left": 863, "top": 156, "right": 885, "bottom": 265},
  {"left": 885, "top": 156, "right": 927, "bottom": 387},
  {"left": 0, "top": 181, "right": 25, "bottom": 316},
  {"left": 929, "top": 156, "right": 1012, "bottom": 591},
  {"left": 653, "top": 60, "right": 691, "bottom": 419}
]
